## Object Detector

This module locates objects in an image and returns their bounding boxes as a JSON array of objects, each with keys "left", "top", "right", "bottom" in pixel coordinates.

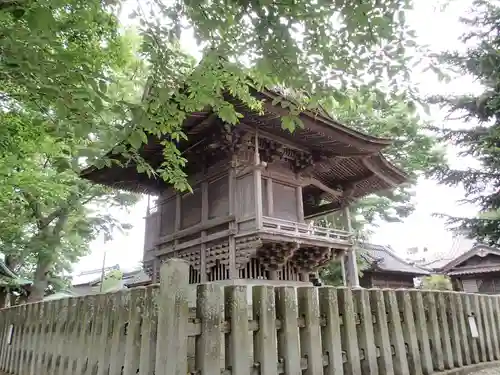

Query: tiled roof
[
  {"left": 359, "top": 243, "right": 430, "bottom": 275},
  {"left": 124, "top": 269, "right": 151, "bottom": 286},
  {"left": 440, "top": 244, "right": 500, "bottom": 274}
]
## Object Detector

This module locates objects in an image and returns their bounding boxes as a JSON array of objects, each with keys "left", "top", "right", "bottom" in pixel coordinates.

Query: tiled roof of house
[
  {"left": 359, "top": 243, "right": 430, "bottom": 276},
  {"left": 123, "top": 269, "right": 151, "bottom": 287}
]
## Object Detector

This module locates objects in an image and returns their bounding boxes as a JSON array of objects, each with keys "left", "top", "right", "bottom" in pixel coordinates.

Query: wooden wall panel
[
  {"left": 235, "top": 174, "right": 255, "bottom": 219},
  {"left": 208, "top": 177, "right": 229, "bottom": 219},
  {"left": 181, "top": 188, "right": 202, "bottom": 229},
  {"left": 160, "top": 198, "right": 176, "bottom": 237},
  {"left": 272, "top": 182, "right": 297, "bottom": 221}
]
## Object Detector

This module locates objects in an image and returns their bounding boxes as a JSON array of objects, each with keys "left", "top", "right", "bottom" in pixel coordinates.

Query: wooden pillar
[
  {"left": 175, "top": 194, "right": 181, "bottom": 231},
  {"left": 269, "top": 270, "right": 278, "bottom": 280},
  {"left": 152, "top": 259, "right": 159, "bottom": 283},
  {"left": 296, "top": 185, "right": 304, "bottom": 223},
  {"left": 174, "top": 193, "right": 182, "bottom": 252},
  {"left": 340, "top": 251, "right": 347, "bottom": 286},
  {"left": 266, "top": 178, "right": 273, "bottom": 216},
  {"left": 228, "top": 163, "right": 237, "bottom": 278},
  {"left": 343, "top": 206, "right": 360, "bottom": 288},
  {"left": 300, "top": 271, "right": 309, "bottom": 282},
  {"left": 200, "top": 181, "right": 208, "bottom": 282},
  {"left": 254, "top": 133, "right": 263, "bottom": 230}
]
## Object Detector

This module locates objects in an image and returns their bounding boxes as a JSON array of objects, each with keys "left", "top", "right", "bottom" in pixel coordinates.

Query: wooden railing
[
  {"left": 262, "top": 216, "right": 352, "bottom": 242},
  {"left": 2, "top": 259, "right": 500, "bottom": 375}
]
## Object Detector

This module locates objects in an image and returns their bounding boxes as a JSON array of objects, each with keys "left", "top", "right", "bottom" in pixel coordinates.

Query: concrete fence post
[{"left": 155, "top": 259, "right": 190, "bottom": 375}]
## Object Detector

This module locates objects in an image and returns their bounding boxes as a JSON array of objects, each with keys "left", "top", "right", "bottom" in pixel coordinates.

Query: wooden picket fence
[{"left": 1, "top": 259, "right": 500, "bottom": 375}]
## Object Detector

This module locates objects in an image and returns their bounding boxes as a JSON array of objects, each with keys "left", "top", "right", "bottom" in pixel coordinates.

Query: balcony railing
[
  {"left": 145, "top": 210, "right": 353, "bottom": 252},
  {"left": 261, "top": 216, "right": 352, "bottom": 243}
]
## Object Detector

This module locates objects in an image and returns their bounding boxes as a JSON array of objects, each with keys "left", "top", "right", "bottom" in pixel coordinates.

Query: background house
[
  {"left": 71, "top": 264, "right": 150, "bottom": 296},
  {"left": 439, "top": 244, "right": 500, "bottom": 293},
  {"left": 358, "top": 244, "right": 430, "bottom": 289}
]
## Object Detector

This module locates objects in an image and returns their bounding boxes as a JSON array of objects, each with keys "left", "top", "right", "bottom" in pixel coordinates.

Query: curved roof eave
[
  {"left": 362, "top": 154, "right": 409, "bottom": 187},
  {"left": 259, "top": 88, "right": 395, "bottom": 147}
]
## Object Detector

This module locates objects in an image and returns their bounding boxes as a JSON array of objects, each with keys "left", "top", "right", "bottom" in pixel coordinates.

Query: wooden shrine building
[
  {"left": 82, "top": 87, "right": 408, "bottom": 286},
  {"left": 440, "top": 244, "right": 500, "bottom": 294},
  {"left": 358, "top": 244, "right": 429, "bottom": 289}
]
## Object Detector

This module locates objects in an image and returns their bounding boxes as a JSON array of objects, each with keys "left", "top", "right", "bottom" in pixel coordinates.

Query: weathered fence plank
[
  {"left": 224, "top": 285, "right": 250, "bottom": 375},
  {"left": 1, "top": 305, "right": 13, "bottom": 371},
  {"left": 385, "top": 289, "right": 410, "bottom": 375},
  {"left": 252, "top": 285, "right": 278, "bottom": 375},
  {"left": 275, "top": 286, "right": 301, "bottom": 375},
  {"left": 479, "top": 295, "right": 495, "bottom": 362},
  {"left": 82, "top": 295, "right": 97, "bottom": 375},
  {"left": 462, "top": 294, "right": 480, "bottom": 364},
  {"left": 353, "top": 288, "right": 378, "bottom": 375},
  {"left": 437, "top": 292, "right": 454, "bottom": 369},
  {"left": 139, "top": 286, "right": 158, "bottom": 375},
  {"left": 297, "top": 286, "right": 323, "bottom": 375},
  {"left": 454, "top": 293, "right": 471, "bottom": 366},
  {"left": 29, "top": 302, "right": 43, "bottom": 375},
  {"left": 318, "top": 287, "right": 344, "bottom": 375},
  {"left": 196, "top": 283, "right": 224, "bottom": 375},
  {"left": 12, "top": 303, "right": 27, "bottom": 374},
  {"left": 424, "top": 291, "right": 444, "bottom": 371},
  {"left": 445, "top": 292, "right": 464, "bottom": 368},
  {"left": 486, "top": 296, "right": 500, "bottom": 360},
  {"left": 396, "top": 290, "right": 422, "bottom": 375},
  {"left": 370, "top": 289, "right": 395, "bottom": 375},
  {"left": 124, "top": 289, "right": 143, "bottom": 375},
  {"left": 337, "top": 288, "right": 361, "bottom": 375},
  {"left": 471, "top": 294, "right": 488, "bottom": 362},
  {"left": 155, "top": 259, "right": 189, "bottom": 375},
  {"left": 7, "top": 301, "right": 20, "bottom": 374},
  {"left": 51, "top": 298, "right": 68, "bottom": 375},
  {"left": 97, "top": 294, "right": 113, "bottom": 375}
]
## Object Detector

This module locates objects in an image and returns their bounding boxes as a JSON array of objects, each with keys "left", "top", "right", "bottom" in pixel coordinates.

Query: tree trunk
[{"left": 28, "top": 257, "right": 51, "bottom": 302}]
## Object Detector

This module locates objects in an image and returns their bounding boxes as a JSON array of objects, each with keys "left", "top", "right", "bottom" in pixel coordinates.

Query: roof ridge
[{"left": 359, "top": 242, "right": 430, "bottom": 274}]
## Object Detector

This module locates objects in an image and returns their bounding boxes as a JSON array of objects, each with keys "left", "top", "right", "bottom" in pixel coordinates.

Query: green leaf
[{"left": 129, "top": 130, "right": 146, "bottom": 149}]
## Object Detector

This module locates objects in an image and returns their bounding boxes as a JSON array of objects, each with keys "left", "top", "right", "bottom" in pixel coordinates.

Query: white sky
[{"left": 74, "top": 0, "right": 482, "bottom": 273}]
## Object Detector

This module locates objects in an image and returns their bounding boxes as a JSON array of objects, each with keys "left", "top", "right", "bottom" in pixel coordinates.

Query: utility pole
[{"left": 99, "top": 247, "right": 107, "bottom": 293}]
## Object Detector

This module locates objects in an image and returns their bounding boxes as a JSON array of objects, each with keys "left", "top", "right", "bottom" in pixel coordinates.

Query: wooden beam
[
  {"left": 304, "top": 202, "right": 340, "bottom": 220},
  {"left": 302, "top": 177, "right": 342, "bottom": 198},
  {"left": 238, "top": 123, "right": 310, "bottom": 153}
]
